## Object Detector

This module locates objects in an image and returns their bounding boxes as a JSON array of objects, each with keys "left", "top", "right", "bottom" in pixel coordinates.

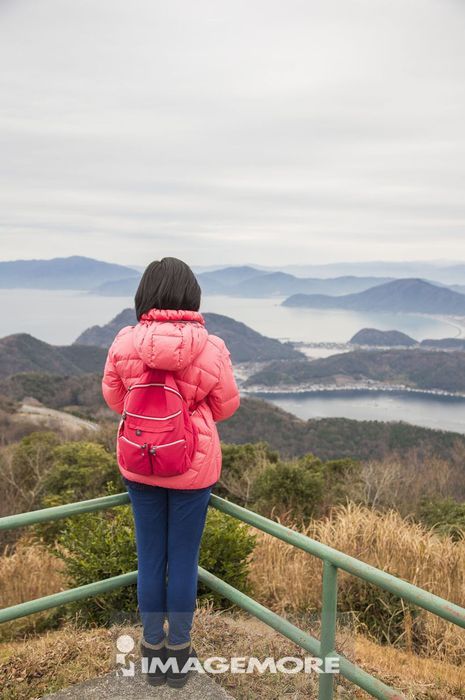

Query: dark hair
[{"left": 134, "top": 257, "right": 201, "bottom": 320}]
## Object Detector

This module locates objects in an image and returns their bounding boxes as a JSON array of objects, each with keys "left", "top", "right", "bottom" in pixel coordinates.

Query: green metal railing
[{"left": 1, "top": 494, "right": 464, "bottom": 700}]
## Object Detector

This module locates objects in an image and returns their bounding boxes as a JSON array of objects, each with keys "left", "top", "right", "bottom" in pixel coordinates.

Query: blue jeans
[{"left": 123, "top": 476, "right": 212, "bottom": 646}]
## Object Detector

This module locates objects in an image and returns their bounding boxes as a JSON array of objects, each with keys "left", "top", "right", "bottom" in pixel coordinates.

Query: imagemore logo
[
  {"left": 116, "top": 635, "right": 136, "bottom": 676},
  {"left": 115, "top": 635, "right": 340, "bottom": 676}
]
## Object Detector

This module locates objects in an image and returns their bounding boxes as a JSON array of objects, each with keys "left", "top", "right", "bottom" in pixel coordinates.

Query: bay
[
  {"left": 1, "top": 288, "right": 464, "bottom": 435},
  {"left": 0, "top": 289, "right": 460, "bottom": 345},
  {"left": 264, "top": 390, "right": 465, "bottom": 435}
]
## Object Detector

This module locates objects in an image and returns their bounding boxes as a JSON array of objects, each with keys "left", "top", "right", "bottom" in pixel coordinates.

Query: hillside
[
  {"left": 283, "top": 278, "right": 465, "bottom": 314},
  {"left": 0, "top": 256, "right": 137, "bottom": 290},
  {"left": 421, "top": 338, "right": 465, "bottom": 350},
  {"left": 74, "top": 309, "right": 303, "bottom": 362},
  {"left": 245, "top": 348, "right": 465, "bottom": 393},
  {"left": 451, "top": 284, "right": 465, "bottom": 295},
  {"left": 0, "top": 335, "right": 107, "bottom": 378},
  {"left": 350, "top": 328, "right": 418, "bottom": 347},
  {"left": 0, "top": 372, "right": 104, "bottom": 412},
  {"left": 13, "top": 399, "right": 98, "bottom": 436}
]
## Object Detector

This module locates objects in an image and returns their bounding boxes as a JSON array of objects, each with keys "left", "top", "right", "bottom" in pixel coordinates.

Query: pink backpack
[{"left": 117, "top": 368, "right": 198, "bottom": 478}]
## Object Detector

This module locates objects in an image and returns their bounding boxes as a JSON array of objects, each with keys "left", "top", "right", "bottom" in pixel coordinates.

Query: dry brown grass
[
  {"left": 1, "top": 507, "right": 464, "bottom": 697},
  {"left": 0, "top": 623, "right": 114, "bottom": 700},
  {"left": 0, "top": 538, "right": 67, "bottom": 640},
  {"left": 1, "top": 608, "right": 464, "bottom": 700},
  {"left": 354, "top": 635, "right": 465, "bottom": 699},
  {"left": 249, "top": 503, "right": 465, "bottom": 661}
]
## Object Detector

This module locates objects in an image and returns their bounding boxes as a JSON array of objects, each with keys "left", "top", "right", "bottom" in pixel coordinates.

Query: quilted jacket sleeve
[
  {"left": 101, "top": 342, "right": 126, "bottom": 414},
  {"left": 206, "top": 341, "right": 240, "bottom": 422}
]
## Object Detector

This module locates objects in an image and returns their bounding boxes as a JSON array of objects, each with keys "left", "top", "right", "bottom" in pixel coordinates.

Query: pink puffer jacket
[{"left": 101, "top": 308, "right": 240, "bottom": 489}]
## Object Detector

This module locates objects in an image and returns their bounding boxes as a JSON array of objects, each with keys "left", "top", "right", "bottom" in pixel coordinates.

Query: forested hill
[
  {"left": 0, "top": 334, "right": 107, "bottom": 378},
  {"left": 283, "top": 278, "right": 465, "bottom": 314},
  {"left": 349, "top": 328, "right": 465, "bottom": 350},
  {"left": 350, "top": 328, "right": 418, "bottom": 347},
  {"left": 245, "top": 348, "right": 465, "bottom": 393},
  {"left": 75, "top": 309, "right": 302, "bottom": 362}
]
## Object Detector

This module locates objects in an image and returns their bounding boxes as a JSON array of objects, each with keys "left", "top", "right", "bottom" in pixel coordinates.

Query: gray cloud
[{"left": 0, "top": 0, "right": 464, "bottom": 266}]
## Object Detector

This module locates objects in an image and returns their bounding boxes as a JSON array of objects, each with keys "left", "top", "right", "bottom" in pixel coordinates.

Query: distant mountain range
[
  {"left": 75, "top": 309, "right": 303, "bottom": 363},
  {"left": 3, "top": 255, "right": 465, "bottom": 302},
  {"left": 90, "top": 265, "right": 394, "bottom": 298},
  {"left": 283, "top": 279, "right": 465, "bottom": 315},
  {"left": 279, "top": 261, "right": 465, "bottom": 285},
  {"left": 202, "top": 270, "right": 394, "bottom": 298},
  {"left": 0, "top": 256, "right": 138, "bottom": 290},
  {"left": 349, "top": 327, "right": 465, "bottom": 350}
]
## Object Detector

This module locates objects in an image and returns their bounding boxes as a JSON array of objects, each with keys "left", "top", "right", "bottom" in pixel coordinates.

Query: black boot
[
  {"left": 140, "top": 638, "right": 166, "bottom": 686},
  {"left": 166, "top": 642, "right": 197, "bottom": 688}
]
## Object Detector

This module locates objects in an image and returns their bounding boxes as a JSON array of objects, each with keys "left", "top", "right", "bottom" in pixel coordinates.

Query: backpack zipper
[
  {"left": 128, "top": 383, "right": 183, "bottom": 400},
  {"left": 123, "top": 409, "right": 182, "bottom": 421},
  {"left": 149, "top": 438, "right": 186, "bottom": 454},
  {"left": 119, "top": 434, "right": 186, "bottom": 452},
  {"left": 119, "top": 435, "right": 147, "bottom": 449}
]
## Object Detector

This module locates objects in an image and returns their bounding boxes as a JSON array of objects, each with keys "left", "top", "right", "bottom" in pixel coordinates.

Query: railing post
[{"left": 318, "top": 561, "right": 338, "bottom": 700}]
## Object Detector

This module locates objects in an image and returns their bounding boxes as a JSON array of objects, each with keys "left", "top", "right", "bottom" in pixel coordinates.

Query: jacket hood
[{"left": 132, "top": 308, "right": 208, "bottom": 372}]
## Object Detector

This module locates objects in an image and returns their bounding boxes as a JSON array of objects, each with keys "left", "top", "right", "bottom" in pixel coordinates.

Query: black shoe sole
[
  {"left": 166, "top": 672, "right": 190, "bottom": 689},
  {"left": 147, "top": 675, "right": 167, "bottom": 687}
]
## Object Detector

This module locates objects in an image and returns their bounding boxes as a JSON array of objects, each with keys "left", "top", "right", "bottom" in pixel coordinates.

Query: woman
[{"left": 102, "top": 257, "right": 240, "bottom": 688}]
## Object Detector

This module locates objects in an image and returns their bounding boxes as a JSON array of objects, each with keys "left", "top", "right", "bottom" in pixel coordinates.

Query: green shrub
[
  {"left": 55, "top": 506, "right": 138, "bottom": 626},
  {"left": 252, "top": 457, "right": 324, "bottom": 519},
  {"left": 199, "top": 509, "right": 256, "bottom": 604},
  {"left": 43, "top": 441, "right": 119, "bottom": 502},
  {"left": 252, "top": 454, "right": 361, "bottom": 520},
  {"left": 34, "top": 440, "right": 120, "bottom": 543},
  {"left": 418, "top": 497, "right": 465, "bottom": 540},
  {"left": 54, "top": 505, "right": 256, "bottom": 625}
]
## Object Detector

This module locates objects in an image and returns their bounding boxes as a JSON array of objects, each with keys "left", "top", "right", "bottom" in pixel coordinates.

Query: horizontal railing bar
[
  {"left": 1, "top": 492, "right": 464, "bottom": 630},
  {"left": 210, "top": 495, "right": 465, "bottom": 629},
  {"left": 0, "top": 493, "right": 130, "bottom": 531},
  {"left": 198, "top": 566, "right": 320, "bottom": 657},
  {"left": 198, "top": 567, "right": 405, "bottom": 700},
  {"left": 0, "top": 563, "right": 404, "bottom": 699},
  {"left": 0, "top": 571, "right": 137, "bottom": 624}
]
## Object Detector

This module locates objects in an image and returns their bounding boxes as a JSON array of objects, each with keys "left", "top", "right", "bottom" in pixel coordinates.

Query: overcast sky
[{"left": 0, "top": 0, "right": 464, "bottom": 267}]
